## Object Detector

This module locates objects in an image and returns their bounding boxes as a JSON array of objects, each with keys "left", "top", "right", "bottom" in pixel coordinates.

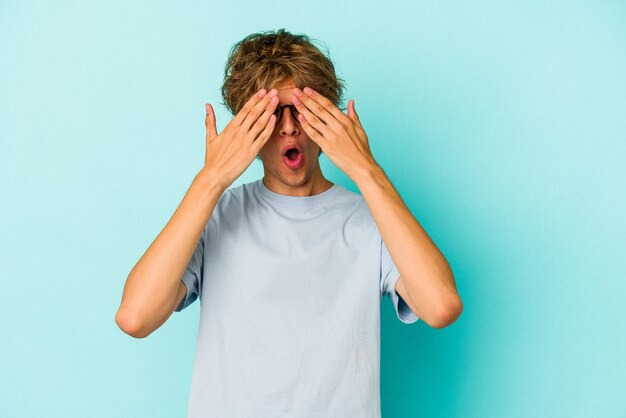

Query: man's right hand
[
  {"left": 116, "top": 90, "right": 280, "bottom": 338},
  {"left": 201, "top": 88, "right": 279, "bottom": 190}
]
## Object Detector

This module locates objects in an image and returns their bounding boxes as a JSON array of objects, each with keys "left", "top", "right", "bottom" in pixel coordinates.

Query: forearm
[
  {"left": 116, "top": 169, "right": 224, "bottom": 336},
  {"left": 354, "top": 164, "right": 460, "bottom": 321}
]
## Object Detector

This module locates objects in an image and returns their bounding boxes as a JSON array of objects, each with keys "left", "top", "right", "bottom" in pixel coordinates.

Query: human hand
[
  {"left": 201, "top": 88, "right": 279, "bottom": 190},
  {"left": 290, "top": 87, "right": 379, "bottom": 182}
]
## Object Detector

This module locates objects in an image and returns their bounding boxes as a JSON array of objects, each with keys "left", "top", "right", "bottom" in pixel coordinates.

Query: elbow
[
  {"left": 427, "top": 296, "right": 463, "bottom": 329},
  {"left": 115, "top": 308, "right": 150, "bottom": 339}
]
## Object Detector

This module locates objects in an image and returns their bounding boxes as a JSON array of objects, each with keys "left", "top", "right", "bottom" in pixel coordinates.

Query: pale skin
[
  {"left": 255, "top": 82, "right": 334, "bottom": 196},
  {"left": 116, "top": 78, "right": 461, "bottom": 338}
]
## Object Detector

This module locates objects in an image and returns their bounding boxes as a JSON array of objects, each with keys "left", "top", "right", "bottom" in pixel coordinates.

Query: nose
[{"left": 278, "top": 107, "right": 300, "bottom": 136}]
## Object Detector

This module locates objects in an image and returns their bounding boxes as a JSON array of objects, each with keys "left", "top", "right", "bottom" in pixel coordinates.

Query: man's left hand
[{"left": 291, "top": 87, "right": 379, "bottom": 182}]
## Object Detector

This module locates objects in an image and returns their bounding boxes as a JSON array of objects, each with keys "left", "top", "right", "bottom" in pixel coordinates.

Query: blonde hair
[{"left": 220, "top": 28, "right": 346, "bottom": 116}]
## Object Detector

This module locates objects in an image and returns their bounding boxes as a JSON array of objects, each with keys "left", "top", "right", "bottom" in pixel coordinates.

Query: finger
[
  {"left": 347, "top": 99, "right": 368, "bottom": 143},
  {"left": 292, "top": 95, "right": 333, "bottom": 139},
  {"left": 347, "top": 100, "right": 356, "bottom": 122},
  {"left": 296, "top": 112, "right": 327, "bottom": 150},
  {"left": 299, "top": 87, "right": 351, "bottom": 131},
  {"left": 348, "top": 99, "right": 362, "bottom": 128},
  {"left": 292, "top": 88, "right": 341, "bottom": 132},
  {"left": 240, "top": 89, "right": 277, "bottom": 133},
  {"left": 205, "top": 103, "right": 218, "bottom": 139},
  {"left": 252, "top": 114, "right": 277, "bottom": 153},
  {"left": 248, "top": 96, "right": 279, "bottom": 141},
  {"left": 231, "top": 88, "right": 269, "bottom": 128}
]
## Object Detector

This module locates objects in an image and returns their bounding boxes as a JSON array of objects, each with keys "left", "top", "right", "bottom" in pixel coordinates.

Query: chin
[
  {"left": 278, "top": 168, "right": 311, "bottom": 185},
  {"left": 280, "top": 174, "right": 307, "bottom": 186}
]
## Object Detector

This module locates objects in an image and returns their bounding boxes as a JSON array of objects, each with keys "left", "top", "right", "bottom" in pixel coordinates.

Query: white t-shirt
[{"left": 175, "top": 178, "right": 419, "bottom": 418}]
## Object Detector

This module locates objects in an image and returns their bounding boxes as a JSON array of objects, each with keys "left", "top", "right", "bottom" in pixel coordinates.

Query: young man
[{"left": 116, "top": 29, "right": 462, "bottom": 417}]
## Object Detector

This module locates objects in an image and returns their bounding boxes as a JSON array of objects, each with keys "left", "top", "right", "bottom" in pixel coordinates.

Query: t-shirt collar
[{"left": 254, "top": 178, "right": 341, "bottom": 207}]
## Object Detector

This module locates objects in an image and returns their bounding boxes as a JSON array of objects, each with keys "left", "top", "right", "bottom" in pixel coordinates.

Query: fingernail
[
  {"left": 269, "top": 88, "right": 278, "bottom": 96},
  {"left": 303, "top": 87, "right": 312, "bottom": 95},
  {"left": 293, "top": 88, "right": 303, "bottom": 97},
  {"left": 258, "top": 89, "right": 267, "bottom": 97}
]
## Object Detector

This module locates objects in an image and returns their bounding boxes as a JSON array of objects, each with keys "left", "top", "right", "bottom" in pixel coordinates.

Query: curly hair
[{"left": 220, "top": 28, "right": 346, "bottom": 117}]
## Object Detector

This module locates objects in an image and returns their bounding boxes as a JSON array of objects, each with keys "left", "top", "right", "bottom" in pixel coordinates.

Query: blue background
[{"left": 1, "top": 1, "right": 625, "bottom": 417}]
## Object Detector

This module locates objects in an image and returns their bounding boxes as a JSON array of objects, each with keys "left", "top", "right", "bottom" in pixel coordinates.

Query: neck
[{"left": 262, "top": 164, "right": 334, "bottom": 197}]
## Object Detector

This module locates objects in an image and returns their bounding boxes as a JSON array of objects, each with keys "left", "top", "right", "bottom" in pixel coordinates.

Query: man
[{"left": 116, "top": 28, "right": 462, "bottom": 417}]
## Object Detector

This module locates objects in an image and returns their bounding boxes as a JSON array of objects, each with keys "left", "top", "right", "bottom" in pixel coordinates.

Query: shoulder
[
  {"left": 329, "top": 185, "right": 382, "bottom": 251},
  {"left": 332, "top": 183, "right": 363, "bottom": 205},
  {"left": 216, "top": 180, "right": 255, "bottom": 207},
  {"left": 333, "top": 184, "right": 377, "bottom": 227},
  {"left": 206, "top": 181, "right": 255, "bottom": 230}
]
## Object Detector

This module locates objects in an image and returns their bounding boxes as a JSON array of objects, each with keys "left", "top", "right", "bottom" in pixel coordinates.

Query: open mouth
[
  {"left": 284, "top": 148, "right": 300, "bottom": 161},
  {"left": 282, "top": 147, "right": 303, "bottom": 169}
]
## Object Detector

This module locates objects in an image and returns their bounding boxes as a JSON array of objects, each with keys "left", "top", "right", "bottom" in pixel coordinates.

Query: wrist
[
  {"left": 353, "top": 162, "right": 385, "bottom": 188},
  {"left": 194, "top": 168, "right": 227, "bottom": 196}
]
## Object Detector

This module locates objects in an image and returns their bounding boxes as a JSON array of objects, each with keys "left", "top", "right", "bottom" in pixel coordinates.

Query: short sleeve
[
  {"left": 380, "top": 238, "right": 419, "bottom": 324},
  {"left": 174, "top": 226, "right": 205, "bottom": 312}
]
